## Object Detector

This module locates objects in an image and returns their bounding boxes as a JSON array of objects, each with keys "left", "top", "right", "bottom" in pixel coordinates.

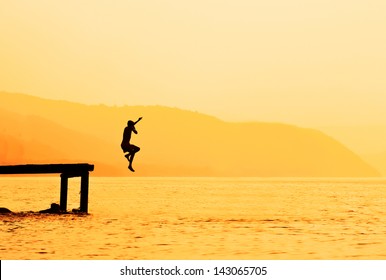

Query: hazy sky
[{"left": 1, "top": 0, "right": 385, "bottom": 125}]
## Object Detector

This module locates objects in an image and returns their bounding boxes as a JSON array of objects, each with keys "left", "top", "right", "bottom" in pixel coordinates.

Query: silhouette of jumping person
[{"left": 121, "top": 117, "right": 142, "bottom": 172}]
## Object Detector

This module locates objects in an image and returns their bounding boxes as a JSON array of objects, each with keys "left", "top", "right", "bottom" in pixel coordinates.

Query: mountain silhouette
[{"left": 0, "top": 92, "right": 380, "bottom": 177}]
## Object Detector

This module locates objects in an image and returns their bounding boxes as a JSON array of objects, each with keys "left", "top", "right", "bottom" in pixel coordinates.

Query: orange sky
[{"left": 1, "top": 0, "right": 386, "bottom": 125}]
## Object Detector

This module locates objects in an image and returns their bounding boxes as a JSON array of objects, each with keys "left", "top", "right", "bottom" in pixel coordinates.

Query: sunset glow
[{"left": 1, "top": 0, "right": 385, "bottom": 125}]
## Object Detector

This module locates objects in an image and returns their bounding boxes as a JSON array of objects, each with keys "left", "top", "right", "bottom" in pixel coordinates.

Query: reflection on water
[{"left": 1, "top": 177, "right": 386, "bottom": 259}]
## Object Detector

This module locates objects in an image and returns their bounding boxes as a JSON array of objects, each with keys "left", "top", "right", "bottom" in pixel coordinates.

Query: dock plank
[{"left": 0, "top": 163, "right": 94, "bottom": 174}]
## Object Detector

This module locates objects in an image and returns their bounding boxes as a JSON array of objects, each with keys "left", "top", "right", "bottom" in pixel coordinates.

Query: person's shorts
[
  {"left": 121, "top": 143, "right": 131, "bottom": 153},
  {"left": 121, "top": 144, "right": 139, "bottom": 153}
]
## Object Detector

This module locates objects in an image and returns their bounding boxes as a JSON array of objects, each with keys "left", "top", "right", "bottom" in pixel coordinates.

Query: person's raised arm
[{"left": 134, "top": 117, "right": 142, "bottom": 125}]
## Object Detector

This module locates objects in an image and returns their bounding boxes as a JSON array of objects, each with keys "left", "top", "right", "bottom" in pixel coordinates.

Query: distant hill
[
  {"left": 363, "top": 152, "right": 386, "bottom": 177},
  {"left": 0, "top": 92, "right": 380, "bottom": 177},
  {"left": 319, "top": 125, "right": 386, "bottom": 176},
  {"left": 0, "top": 107, "right": 125, "bottom": 175}
]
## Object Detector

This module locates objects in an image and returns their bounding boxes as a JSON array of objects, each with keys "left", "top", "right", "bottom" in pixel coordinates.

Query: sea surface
[{"left": 1, "top": 177, "right": 386, "bottom": 260}]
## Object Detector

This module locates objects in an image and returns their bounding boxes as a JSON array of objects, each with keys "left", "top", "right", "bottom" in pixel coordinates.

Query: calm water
[{"left": 1, "top": 177, "right": 386, "bottom": 260}]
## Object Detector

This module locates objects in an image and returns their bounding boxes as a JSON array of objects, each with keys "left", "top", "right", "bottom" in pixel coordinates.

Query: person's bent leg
[
  {"left": 133, "top": 145, "right": 140, "bottom": 153},
  {"left": 128, "top": 145, "right": 140, "bottom": 172},
  {"left": 128, "top": 153, "right": 136, "bottom": 172}
]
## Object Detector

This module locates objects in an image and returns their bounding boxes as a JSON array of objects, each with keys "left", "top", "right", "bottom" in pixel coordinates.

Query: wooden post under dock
[{"left": 0, "top": 163, "right": 94, "bottom": 213}]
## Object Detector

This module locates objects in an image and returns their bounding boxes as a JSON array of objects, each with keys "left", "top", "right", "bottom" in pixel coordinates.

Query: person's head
[{"left": 127, "top": 120, "right": 135, "bottom": 127}]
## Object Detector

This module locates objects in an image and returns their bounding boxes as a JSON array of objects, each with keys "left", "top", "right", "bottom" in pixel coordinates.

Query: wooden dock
[{"left": 0, "top": 163, "right": 94, "bottom": 213}]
